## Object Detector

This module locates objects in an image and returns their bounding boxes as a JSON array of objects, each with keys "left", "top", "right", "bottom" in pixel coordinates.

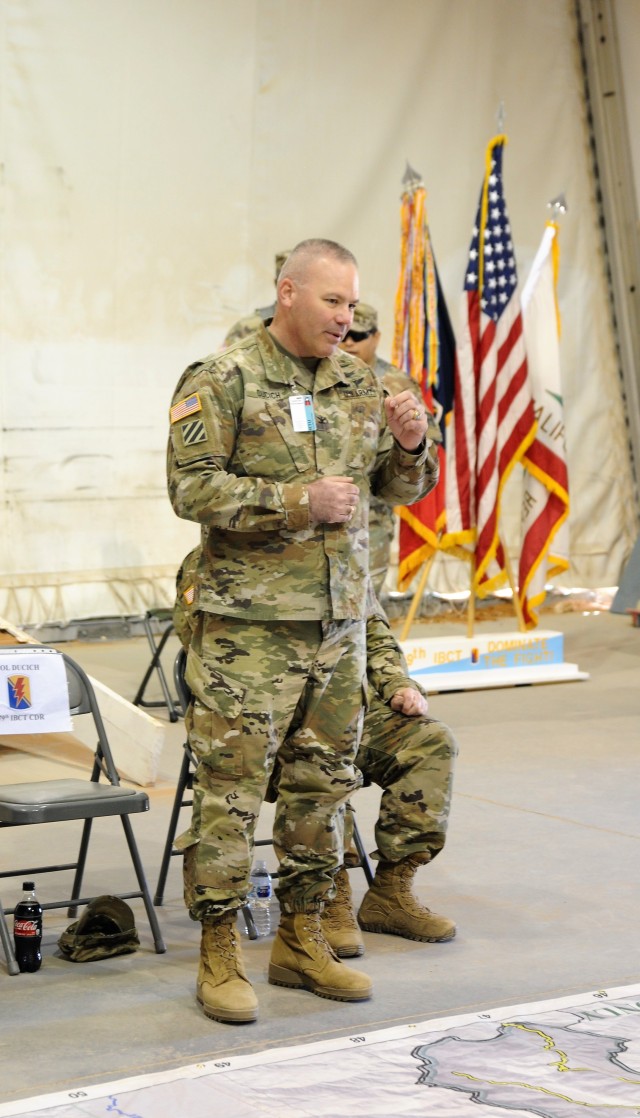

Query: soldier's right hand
[
  {"left": 307, "top": 476, "right": 360, "bottom": 524},
  {"left": 390, "top": 687, "right": 429, "bottom": 717}
]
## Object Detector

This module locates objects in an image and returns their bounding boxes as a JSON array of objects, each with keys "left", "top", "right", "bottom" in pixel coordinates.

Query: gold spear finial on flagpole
[
  {"left": 547, "top": 193, "right": 568, "bottom": 216},
  {"left": 546, "top": 195, "right": 567, "bottom": 337},
  {"left": 402, "top": 161, "right": 424, "bottom": 194},
  {"left": 496, "top": 100, "right": 506, "bottom": 132}
]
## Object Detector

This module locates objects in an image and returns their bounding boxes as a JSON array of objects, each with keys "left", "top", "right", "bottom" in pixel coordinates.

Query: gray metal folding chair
[
  {"left": 133, "top": 609, "right": 180, "bottom": 722},
  {"left": 153, "top": 648, "right": 196, "bottom": 907},
  {"left": 154, "top": 648, "right": 373, "bottom": 939},
  {"left": 0, "top": 646, "right": 166, "bottom": 974},
  {"left": 0, "top": 902, "right": 20, "bottom": 975}
]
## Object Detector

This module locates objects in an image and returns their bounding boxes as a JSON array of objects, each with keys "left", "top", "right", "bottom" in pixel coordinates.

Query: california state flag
[{"left": 518, "top": 221, "right": 570, "bottom": 628}]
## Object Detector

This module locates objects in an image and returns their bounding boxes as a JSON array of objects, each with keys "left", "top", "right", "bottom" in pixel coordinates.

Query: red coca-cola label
[{"left": 14, "top": 919, "right": 39, "bottom": 936}]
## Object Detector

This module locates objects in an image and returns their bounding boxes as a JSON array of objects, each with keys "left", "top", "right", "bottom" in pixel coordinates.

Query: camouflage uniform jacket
[
  {"left": 223, "top": 304, "right": 275, "bottom": 348},
  {"left": 365, "top": 601, "right": 428, "bottom": 706},
  {"left": 373, "top": 356, "right": 441, "bottom": 443},
  {"left": 167, "top": 324, "right": 439, "bottom": 622},
  {"left": 368, "top": 356, "right": 440, "bottom": 592}
]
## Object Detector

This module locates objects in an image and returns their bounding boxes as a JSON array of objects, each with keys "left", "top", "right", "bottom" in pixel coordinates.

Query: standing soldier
[
  {"left": 166, "top": 238, "right": 439, "bottom": 1024},
  {"left": 174, "top": 549, "right": 457, "bottom": 961}
]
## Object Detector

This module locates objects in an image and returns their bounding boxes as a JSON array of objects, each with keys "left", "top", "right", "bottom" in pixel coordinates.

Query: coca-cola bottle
[{"left": 13, "top": 881, "right": 43, "bottom": 972}]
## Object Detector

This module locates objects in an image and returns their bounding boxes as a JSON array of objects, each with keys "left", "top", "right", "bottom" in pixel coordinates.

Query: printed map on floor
[{"left": 2, "top": 985, "right": 640, "bottom": 1117}]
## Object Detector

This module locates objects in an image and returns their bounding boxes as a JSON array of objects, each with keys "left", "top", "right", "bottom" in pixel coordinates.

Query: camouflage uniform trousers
[
  {"left": 343, "top": 693, "right": 458, "bottom": 865},
  {"left": 176, "top": 611, "right": 366, "bottom": 922}
]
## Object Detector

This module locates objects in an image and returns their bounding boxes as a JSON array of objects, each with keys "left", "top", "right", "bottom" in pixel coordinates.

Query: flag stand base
[{"left": 401, "top": 628, "right": 588, "bottom": 693}]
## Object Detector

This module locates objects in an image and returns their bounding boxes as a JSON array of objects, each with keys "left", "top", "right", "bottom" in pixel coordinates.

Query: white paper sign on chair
[{"left": 0, "top": 648, "right": 72, "bottom": 734}]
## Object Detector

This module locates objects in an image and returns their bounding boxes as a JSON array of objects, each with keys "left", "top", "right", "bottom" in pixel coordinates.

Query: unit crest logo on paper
[{"left": 8, "top": 675, "right": 32, "bottom": 709}]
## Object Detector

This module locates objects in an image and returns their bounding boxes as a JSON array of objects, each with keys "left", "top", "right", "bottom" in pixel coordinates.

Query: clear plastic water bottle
[
  {"left": 13, "top": 881, "right": 43, "bottom": 972},
  {"left": 248, "top": 859, "right": 272, "bottom": 937}
]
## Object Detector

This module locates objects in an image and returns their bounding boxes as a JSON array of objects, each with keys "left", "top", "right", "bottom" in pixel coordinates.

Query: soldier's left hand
[
  {"left": 385, "top": 390, "right": 429, "bottom": 451},
  {"left": 390, "top": 687, "right": 429, "bottom": 717}
]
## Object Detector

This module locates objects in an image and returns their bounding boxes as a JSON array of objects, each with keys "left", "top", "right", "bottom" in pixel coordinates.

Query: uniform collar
[{"left": 257, "top": 323, "right": 354, "bottom": 392}]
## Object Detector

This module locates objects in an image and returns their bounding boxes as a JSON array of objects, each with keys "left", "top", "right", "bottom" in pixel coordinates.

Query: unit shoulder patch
[{"left": 181, "top": 419, "right": 207, "bottom": 446}]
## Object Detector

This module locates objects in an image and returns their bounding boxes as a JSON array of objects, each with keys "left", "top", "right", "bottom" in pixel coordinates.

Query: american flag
[
  {"left": 170, "top": 392, "right": 201, "bottom": 424},
  {"left": 518, "top": 221, "right": 569, "bottom": 627},
  {"left": 444, "top": 135, "right": 536, "bottom": 597}
]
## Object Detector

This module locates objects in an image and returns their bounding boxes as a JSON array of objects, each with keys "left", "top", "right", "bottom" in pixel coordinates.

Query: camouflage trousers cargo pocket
[
  {"left": 187, "top": 698, "right": 245, "bottom": 778},
  {"left": 185, "top": 643, "right": 248, "bottom": 778}
]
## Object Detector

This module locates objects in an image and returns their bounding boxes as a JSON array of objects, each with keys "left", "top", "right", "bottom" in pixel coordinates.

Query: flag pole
[
  {"left": 516, "top": 192, "right": 569, "bottom": 628},
  {"left": 467, "top": 554, "right": 476, "bottom": 638},
  {"left": 499, "top": 529, "right": 527, "bottom": 632},
  {"left": 399, "top": 551, "right": 437, "bottom": 642},
  {"left": 395, "top": 162, "right": 430, "bottom": 642},
  {"left": 393, "top": 161, "right": 456, "bottom": 639}
]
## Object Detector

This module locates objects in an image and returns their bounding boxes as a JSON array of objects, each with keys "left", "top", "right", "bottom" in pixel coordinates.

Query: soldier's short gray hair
[{"left": 279, "top": 239, "right": 358, "bottom": 285}]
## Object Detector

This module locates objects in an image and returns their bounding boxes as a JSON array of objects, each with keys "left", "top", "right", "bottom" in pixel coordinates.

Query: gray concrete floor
[{"left": 1, "top": 609, "right": 638, "bottom": 1107}]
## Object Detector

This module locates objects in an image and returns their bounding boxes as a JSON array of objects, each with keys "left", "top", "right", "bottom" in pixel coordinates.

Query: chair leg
[
  {"left": 150, "top": 624, "right": 180, "bottom": 722},
  {"left": 120, "top": 816, "right": 166, "bottom": 953},
  {"left": 154, "top": 749, "right": 192, "bottom": 906},
  {"left": 242, "top": 903, "right": 258, "bottom": 940},
  {"left": 67, "top": 817, "right": 93, "bottom": 918},
  {"left": 134, "top": 615, "right": 160, "bottom": 697},
  {"left": 0, "top": 901, "right": 20, "bottom": 976},
  {"left": 134, "top": 618, "right": 180, "bottom": 722},
  {"left": 351, "top": 820, "right": 374, "bottom": 887}
]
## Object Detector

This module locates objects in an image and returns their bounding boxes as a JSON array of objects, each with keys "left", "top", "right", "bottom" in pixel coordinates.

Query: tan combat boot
[
  {"left": 321, "top": 867, "right": 365, "bottom": 958},
  {"left": 197, "top": 915, "right": 258, "bottom": 1024},
  {"left": 357, "top": 856, "right": 456, "bottom": 942},
  {"left": 269, "top": 911, "right": 372, "bottom": 1001}
]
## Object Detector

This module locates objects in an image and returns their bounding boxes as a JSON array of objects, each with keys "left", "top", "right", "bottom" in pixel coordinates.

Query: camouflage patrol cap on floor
[
  {"left": 57, "top": 895, "right": 140, "bottom": 962},
  {"left": 351, "top": 303, "right": 378, "bottom": 334}
]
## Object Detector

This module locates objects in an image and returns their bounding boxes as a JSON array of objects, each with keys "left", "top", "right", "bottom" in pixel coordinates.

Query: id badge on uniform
[{"left": 289, "top": 394, "right": 317, "bottom": 432}]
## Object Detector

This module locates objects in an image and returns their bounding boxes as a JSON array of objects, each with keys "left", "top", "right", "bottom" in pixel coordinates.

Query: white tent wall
[
  {"left": 617, "top": 0, "right": 640, "bottom": 229},
  {"left": 0, "top": 0, "right": 637, "bottom": 625}
]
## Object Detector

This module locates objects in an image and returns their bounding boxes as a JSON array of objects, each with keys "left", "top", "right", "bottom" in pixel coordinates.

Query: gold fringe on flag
[{"left": 392, "top": 185, "right": 427, "bottom": 384}]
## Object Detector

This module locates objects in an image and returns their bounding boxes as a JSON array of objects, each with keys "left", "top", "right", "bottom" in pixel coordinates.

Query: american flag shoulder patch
[{"left": 170, "top": 392, "right": 202, "bottom": 424}]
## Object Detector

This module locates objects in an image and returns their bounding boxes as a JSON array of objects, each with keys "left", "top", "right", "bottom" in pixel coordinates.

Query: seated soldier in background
[
  {"left": 340, "top": 303, "right": 436, "bottom": 595},
  {"left": 222, "top": 250, "right": 291, "bottom": 347},
  {"left": 174, "top": 546, "right": 458, "bottom": 958}
]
